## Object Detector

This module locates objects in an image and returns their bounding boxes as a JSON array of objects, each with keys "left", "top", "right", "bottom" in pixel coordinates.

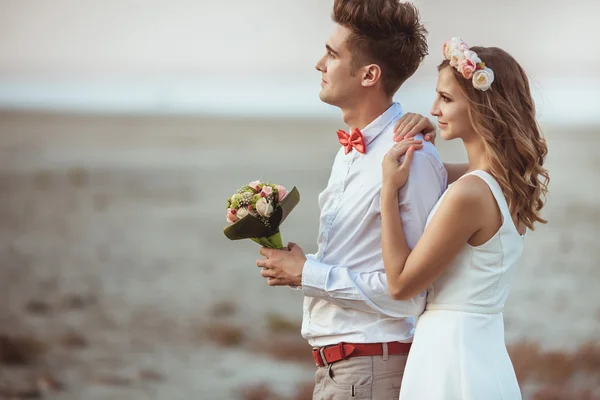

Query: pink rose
[
  {"left": 226, "top": 208, "right": 239, "bottom": 223},
  {"left": 276, "top": 185, "right": 287, "bottom": 201},
  {"left": 260, "top": 185, "right": 273, "bottom": 197},
  {"left": 459, "top": 58, "right": 477, "bottom": 79}
]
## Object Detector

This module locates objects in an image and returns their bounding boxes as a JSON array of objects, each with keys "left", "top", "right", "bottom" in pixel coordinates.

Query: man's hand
[
  {"left": 257, "top": 242, "right": 306, "bottom": 287},
  {"left": 393, "top": 113, "right": 436, "bottom": 144}
]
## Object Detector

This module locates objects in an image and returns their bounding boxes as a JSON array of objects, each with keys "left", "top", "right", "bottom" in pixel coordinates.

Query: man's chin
[{"left": 318, "top": 90, "right": 335, "bottom": 106}]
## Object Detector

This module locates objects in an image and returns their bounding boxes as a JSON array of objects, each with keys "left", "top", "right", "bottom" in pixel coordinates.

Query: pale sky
[{"left": 0, "top": 0, "right": 598, "bottom": 122}]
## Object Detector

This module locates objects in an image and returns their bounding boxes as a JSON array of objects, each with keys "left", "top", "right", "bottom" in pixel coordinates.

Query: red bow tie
[{"left": 337, "top": 128, "right": 366, "bottom": 155}]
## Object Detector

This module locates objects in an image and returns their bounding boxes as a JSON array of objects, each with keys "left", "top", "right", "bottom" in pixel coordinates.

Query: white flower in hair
[
  {"left": 449, "top": 49, "right": 466, "bottom": 68},
  {"left": 443, "top": 37, "right": 495, "bottom": 91},
  {"left": 463, "top": 50, "right": 482, "bottom": 65},
  {"left": 472, "top": 67, "right": 495, "bottom": 91},
  {"left": 443, "top": 37, "right": 466, "bottom": 59}
]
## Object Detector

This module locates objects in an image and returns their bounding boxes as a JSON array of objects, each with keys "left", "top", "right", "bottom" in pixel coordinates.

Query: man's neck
[{"left": 341, "top": 96, "right": 394, "bottom": 131}]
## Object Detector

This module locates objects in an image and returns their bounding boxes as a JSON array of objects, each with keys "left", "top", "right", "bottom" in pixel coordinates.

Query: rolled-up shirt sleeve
[
  {"left": 301, "top": 148, "right": 447, "bottom": 317},
  {"left": 302, "top": 256, "right": 426, "bottom": 316}
]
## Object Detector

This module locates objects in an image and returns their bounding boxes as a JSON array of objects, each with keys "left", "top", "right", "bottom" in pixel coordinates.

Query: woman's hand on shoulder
[
  {"left": 382, "top": 138, "right": 423, "bottom": 192},
  {"left": 393, "top": 113, "right": 436, "bottom": 144}
]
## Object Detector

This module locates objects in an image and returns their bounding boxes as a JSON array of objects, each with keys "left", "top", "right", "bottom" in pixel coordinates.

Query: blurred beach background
[{"left": 0, "top": 1, "right": 599, "bottom": 399}]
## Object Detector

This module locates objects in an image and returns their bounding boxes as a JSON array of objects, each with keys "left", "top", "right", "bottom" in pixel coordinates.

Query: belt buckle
[
  {"left": 312, "top": 347, "right": 325, "bottom": 367},
  {"left": 318, "top": 347, "right": 329, "bottom": 367},
  {"left": 314, "top": 342, "right": 349, "bottom": 367}
]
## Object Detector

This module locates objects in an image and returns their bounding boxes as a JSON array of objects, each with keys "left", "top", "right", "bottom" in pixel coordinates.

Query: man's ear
[{"left": 361, "top": 64, "right": 382, "bottom": 88}]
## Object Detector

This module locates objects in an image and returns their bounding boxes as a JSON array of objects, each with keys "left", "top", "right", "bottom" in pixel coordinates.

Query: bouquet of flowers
[{"left": 223, "top": 181, "right": 300, "bottom": 249}]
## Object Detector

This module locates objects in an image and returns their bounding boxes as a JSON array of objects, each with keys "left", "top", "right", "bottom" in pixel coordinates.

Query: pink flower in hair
[
  {"left": 459, "top": 58, "right": 477, "bottom": 79},
  {"left": 442, "top": 41, "right": 451, "bottom": 59}
]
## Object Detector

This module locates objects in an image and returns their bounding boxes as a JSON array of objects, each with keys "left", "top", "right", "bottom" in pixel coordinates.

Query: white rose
[
  {"left": 443, "top": 38, "right": 458, "bottom": 59},
  {"left": 248, "top": 180, "right": 261, "bottom": 190},
  {"left": 236, "top": 207, "right": 249, "bottom": 219},
  {"left": 449, "top": 49, "right": 466, "bottom": 68},
  {"left": 255, "top": 197, "right": 274, "bottom": 218},
  {"left": 443, "top": 37, "right": 467, "bottom": 59},
  {"left": 472, "top": 67, "right": 495, "bottom": 91},
  {"left": 463, "top": 50, "right": 481, "bottom": 65}
]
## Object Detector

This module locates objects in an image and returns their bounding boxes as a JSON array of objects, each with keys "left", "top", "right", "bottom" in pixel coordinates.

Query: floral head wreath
[{"left": 443, "top": 37, "right": 494, "bottom": 91}]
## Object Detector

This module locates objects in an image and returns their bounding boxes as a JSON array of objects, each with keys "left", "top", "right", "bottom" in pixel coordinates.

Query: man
[{"left": 257, "top": 1, "right": 449, "bottom": 398}]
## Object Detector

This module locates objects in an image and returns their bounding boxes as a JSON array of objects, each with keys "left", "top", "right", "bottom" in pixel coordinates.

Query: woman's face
[{"left": 430, "top": 67, "right": 476, "bottom": 141}]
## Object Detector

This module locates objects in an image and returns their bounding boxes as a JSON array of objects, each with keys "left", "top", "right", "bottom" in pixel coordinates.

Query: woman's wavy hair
[{"left": 439, "top": 47, "right": 549, "bottom": 229}]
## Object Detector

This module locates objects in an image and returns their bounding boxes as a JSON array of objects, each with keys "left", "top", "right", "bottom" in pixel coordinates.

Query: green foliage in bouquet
[{"left": 223, "top": 181, "right": 300, "bottom": 249}]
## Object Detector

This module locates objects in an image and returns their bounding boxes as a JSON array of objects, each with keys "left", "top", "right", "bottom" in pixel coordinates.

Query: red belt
[{"left": 312, "top": 342, "right": 411, "bottom": 367}]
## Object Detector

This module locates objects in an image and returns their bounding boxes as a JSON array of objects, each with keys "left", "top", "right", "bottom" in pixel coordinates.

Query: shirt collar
[{"left": 358, "top": 102, "right": 403, "bottom": 148}]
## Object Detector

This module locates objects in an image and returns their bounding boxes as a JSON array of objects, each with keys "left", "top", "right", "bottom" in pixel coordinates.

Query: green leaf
[{"left": 266, "top": 232, "right": 284, "bottom": 249}]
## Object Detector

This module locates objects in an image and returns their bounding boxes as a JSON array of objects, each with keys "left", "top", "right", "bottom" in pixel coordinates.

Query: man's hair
[{"left": 332, "top": 0, "right": 428, "bottom": 96}]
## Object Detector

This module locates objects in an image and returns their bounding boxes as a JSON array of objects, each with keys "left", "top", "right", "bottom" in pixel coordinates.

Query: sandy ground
[{"left": 0, "top": 111, "right": 599, "bottom": 399}]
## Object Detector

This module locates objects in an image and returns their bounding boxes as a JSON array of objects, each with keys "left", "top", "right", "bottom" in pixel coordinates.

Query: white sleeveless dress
[{"left": 399, "top": 170, "right": 524, "bottom": 400}]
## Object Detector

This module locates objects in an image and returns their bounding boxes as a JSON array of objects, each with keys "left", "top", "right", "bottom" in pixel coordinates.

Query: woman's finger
[
  {"left": 393, "top": 113, "right": 413, "bottom": 131},
  {"left": 403, "top": 119, "right": 429, "bottom": 140},
  {"left": 392, "top": 140, "right": 422, "bottom": 154},
  {"left": 399, "top": 120, "right": 421, "bottom": 139},
  {"left": 393, "top": 113, "right": 414, "bottom": 138},
  {"left": 400, "top": 146, "right": 416, "bottom": 169},
  {"left": 394, "top": 139, "right": 422, "bottom": 148}
]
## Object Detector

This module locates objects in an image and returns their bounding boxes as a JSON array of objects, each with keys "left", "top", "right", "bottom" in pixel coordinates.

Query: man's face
[{"left": 315, "top": 25, "right": 364, "bottom": 108}]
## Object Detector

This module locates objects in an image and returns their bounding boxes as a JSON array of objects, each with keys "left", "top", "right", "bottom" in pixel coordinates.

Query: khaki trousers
[{"left": 312, "top": 353, "right": 408, "bottom": 400}]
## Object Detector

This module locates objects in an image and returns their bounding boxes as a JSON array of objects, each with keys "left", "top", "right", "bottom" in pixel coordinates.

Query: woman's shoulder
[
  {"left": 447, "top": 174, "right": 490, "bottom": 200},
  {"left": 441, "top": 174, "right": 494, "bottom": 215}
]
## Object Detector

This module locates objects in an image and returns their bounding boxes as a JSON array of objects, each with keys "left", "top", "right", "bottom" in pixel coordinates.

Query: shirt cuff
[{"left": 301, "top": 257, "right": 332, "bottom": 298}]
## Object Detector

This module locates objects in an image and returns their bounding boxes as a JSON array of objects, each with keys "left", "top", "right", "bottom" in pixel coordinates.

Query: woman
[{"left": 381, "top": 38, "right": 549, "bottom": 399}]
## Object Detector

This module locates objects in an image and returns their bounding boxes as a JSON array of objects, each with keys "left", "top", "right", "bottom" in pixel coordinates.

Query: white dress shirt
[{"left": 301, "top": 103, "right": 448, "bottom": 347}]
